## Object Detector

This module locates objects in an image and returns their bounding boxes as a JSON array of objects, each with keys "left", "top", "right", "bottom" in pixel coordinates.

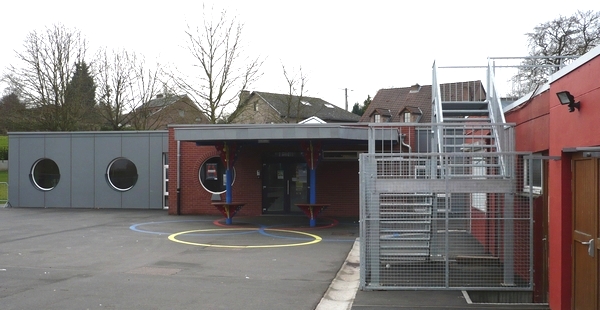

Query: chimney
[{"left": 410, "top": 84, "right": 421, "bottom": 93}]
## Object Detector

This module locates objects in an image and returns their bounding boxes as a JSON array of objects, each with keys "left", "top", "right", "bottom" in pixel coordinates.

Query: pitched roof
[
  {"left": 252, "top": 91, "right": 360, "bottom": 122},
  {"left": 360, "top": 81, "right": 485, "bottom": 123},
  {"left": 144, "top": 94, "right": 188, "bottom": 109}
]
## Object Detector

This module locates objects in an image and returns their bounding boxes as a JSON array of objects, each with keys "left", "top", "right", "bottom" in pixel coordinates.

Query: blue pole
[
  {"left": 310, "top": 168, "right": 316, "bottom": 204},
  {"left": 226, "top": 168, "right": 233, "bottom": 204}
]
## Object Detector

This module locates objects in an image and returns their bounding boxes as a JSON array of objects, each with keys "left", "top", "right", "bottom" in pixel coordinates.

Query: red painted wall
[
  {"left": 503, "top": 53, "right": 600, "bottom": 310},
  {"left": 506, "top": 91, "right": 550, "bottom": 153},
  {"left": 547, "top": 55, "right": 600, "bottom": 310}
]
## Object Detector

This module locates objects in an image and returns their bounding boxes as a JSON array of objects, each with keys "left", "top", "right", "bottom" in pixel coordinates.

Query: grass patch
[
  {"left": 0, "top": 136, "right": 7, "bottom": 160},
  {"left": 0, "top": 170, "right": 7, "bottom": 203},
  {"left": 0, "top": 136, "right": 7, "bottom": 148}
]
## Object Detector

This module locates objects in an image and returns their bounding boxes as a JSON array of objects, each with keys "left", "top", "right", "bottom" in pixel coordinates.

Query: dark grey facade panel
[
  {"left": 44, "top": 136, "right": 72, "bottom": 208},
  {"left": 94, "top": 135, "right": 122, "bottom": 208},
  {"left": 15, "top": 136, "right": 45, "bottom": 208},
  {"left": 7, "top": 131, "right": 168, "bottom": 209},
  {"left": 71, "top": 135, "right": 96, "bottom": 208}
]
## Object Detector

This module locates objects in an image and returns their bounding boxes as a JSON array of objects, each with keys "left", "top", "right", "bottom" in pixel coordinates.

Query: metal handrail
[{"left": 486, "top": 60, "right": 508, "bottom": 177}]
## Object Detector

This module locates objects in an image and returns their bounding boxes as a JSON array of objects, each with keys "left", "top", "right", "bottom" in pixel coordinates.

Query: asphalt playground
[
  {"left": 0, "top": 208, "right": 551, "bottom": 310},
  {"left": 0, "top": 208, "right": 359, "bottom": 310}
]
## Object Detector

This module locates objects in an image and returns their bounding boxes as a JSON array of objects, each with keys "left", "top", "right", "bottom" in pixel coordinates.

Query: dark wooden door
[{"left": 572, "top": 154, "right": 599, "bottom": 310}]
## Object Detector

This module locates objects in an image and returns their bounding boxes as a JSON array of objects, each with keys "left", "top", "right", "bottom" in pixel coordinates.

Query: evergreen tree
[
  {"left": 352, "top": 95, "right": 371, "bottom": 116},
  {"left": 65, "top": 61, "right": 98, "bottom": 130}
]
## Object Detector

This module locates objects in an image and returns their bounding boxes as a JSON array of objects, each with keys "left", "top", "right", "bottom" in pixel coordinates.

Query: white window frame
[
  {"left": 374, "top": 114, "right": 381, "bottom": 123},
  {"left": 471, "top": 155, "right": 487, "bottom": 212},
  {"left": 523, "top": 155, "right": 543, "bottom": 195}
]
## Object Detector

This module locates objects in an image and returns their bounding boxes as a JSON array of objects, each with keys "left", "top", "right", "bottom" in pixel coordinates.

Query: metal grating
[{"left": 360, "top": 123, "right": 532, "bottom": 291}]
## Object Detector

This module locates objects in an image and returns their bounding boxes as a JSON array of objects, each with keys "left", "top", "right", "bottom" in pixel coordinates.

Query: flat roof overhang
[{"left": 172, "top": 124, "right": 398, "bottom": 145}]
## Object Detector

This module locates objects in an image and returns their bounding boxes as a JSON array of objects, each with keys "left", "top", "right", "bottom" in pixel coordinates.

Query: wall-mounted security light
[{"left": 556, "top": 91, "right": 580, "bottom": 112}]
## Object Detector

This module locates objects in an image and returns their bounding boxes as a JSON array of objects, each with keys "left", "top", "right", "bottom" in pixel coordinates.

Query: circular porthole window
[
  {"left": 107, "top": 158, "right": 138, "bottom": 191},
  {"left": 198, "top": 157, "right": 235, "bottom": 194},
  {"left": 31, "top": 158, "right": 60, "bottom": 191}
]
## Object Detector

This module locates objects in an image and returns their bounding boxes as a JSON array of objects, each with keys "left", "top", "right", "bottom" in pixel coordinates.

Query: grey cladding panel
[
  {"left": 71, "top": 136, "right": 96, "bottom": 207},
  {"left": 94, "top": 136, "right": 123, "bottom": 208},
  {"left": 43, "top": 136, "right": 72, "bottom": 208},
  {"left": 121, "top": 135, "right": 149, "bottom": 208},
  {"left": 16, "top": 137, "right": 45, "bottom": 207}
]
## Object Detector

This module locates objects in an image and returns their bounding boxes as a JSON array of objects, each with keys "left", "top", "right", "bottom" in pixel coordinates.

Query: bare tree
[
  {"left": 6, "top": 24, "right": 88, "bottom": 131},
  {"left": 95, "top": 48, "right": 164, "bottom": 130},
  {"left": 171, "top": 6, "right": 262, "bottom": 124},
  {"left": 510, "top": 10, "right": 600, "bottom": 96},
  {"left": 282, "top": 65, "right": 308, "bottom": 123}
]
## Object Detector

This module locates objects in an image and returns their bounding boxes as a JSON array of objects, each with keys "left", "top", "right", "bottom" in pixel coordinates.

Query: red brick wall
[
  {"left": 316, "top": 160, "right": 360, "bottom": 217},
  {"left": 168, "top": 128, "right": 360, "bottom": 217}
]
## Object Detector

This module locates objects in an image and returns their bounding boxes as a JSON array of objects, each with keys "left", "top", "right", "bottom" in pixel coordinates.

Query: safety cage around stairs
[{"left": 359, "top": 121, "right": 532, "bottom": 291}]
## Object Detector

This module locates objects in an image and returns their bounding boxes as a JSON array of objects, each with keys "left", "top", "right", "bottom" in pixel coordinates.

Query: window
[
  {"left": 403, "top": 112, "right": 411, "bottom": 122},
  {"left": 374, "top": 114, "right": 381, "bottom": 123},
  {"left": 107, "top": 158, "right": 138, "bottom": 191},
  {"left": 471, "top": 156, "right": 487, "bottom": 212},
  {"left": 524, "top": 156, "right": 542, "bottom": 195},
  {"left": 199, "top": 157, "right": 236, "bottom": 194},
  {"left": 31, "top": 158, "right": 60, "bottom": 191}
]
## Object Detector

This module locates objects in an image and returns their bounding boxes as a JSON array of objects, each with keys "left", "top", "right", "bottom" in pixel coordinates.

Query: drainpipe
[
  {"left": 176, "top": 140, "right": 181, "bottom": 215},
  {"left": 400, "top": 134, "right": 412, "bottom": 153}
]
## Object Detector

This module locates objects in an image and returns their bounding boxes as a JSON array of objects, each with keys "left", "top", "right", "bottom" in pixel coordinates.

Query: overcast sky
[{"left": 1, "top": 0, "right": 598, "bottom": 109}]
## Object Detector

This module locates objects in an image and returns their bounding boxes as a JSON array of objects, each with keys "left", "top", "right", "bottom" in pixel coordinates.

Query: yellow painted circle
[{"left": 168, "top": 228, "right": 322, "bottom": 248}]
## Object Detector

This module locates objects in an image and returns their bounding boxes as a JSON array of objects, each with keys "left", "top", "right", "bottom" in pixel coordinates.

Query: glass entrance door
[{"left": 262, "top": 160, "right": 308, "bottom": 214}]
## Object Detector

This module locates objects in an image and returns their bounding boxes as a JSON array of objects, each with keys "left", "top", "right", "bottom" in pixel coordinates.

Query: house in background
[
  {"left": 128, "top": 94, "right": 209, "bottom": 129},
  {"left": 503, "top": 44, "right": 600, "bottom": 310},
  {"left": 233, "top": 91, "right": 360, "bottom": 124},
  {"left": 360, "top": 81, "right": 486, "bottom": 124},
  {"left": 361, "top": 81, "right": 486, "bottom": 153}
]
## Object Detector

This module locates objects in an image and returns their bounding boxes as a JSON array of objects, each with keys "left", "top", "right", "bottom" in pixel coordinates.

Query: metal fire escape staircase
[
  {"left": 376, "top": 61, "right": 508, "bottom": 263},
  {"left": 431, "top": 60, "right": 508, "bottom": 175}
]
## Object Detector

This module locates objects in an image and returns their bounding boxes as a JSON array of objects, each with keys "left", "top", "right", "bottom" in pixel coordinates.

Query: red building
[{"left": 504, "top": 45, "right": 600, "bottom": 310}]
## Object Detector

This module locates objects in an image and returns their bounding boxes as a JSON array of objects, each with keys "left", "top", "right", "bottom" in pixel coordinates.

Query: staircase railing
[
  {"left": 432, "top": 60, "right": 510, "bottom": 178},
  {"left": 486, "top": 59, "right": 508, "bottom": 177},
  {"left": 431, "top": 61, "right": 444, "bottom": 157}
]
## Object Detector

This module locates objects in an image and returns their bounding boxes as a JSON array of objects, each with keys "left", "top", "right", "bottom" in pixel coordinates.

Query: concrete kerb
[{"left": 315, "top": 238, "right": 360, "bottom": 310}]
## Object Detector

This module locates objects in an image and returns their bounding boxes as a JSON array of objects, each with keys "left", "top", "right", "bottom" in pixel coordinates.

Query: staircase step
[
  {"left": 381, "top": 234, "right": 431, "bottom": 241},
  {"left": 381, "top": 243, "right": 430, "bottom": 250},
  {"left": 445, "top": 163, "right": 502, "bottom": 168},
  {"left": 442, "top": 117, "right": 491, "bottom": 122},
  {"left": 442, "top": 144, "right": 496, "bottom": 149},
  {"left": 381, "top": 229, "right": 430, "bottom": 234},
  {"left": 380, "top": 193, "right": 434, "bottom": 198},
  {"left": 381, "top": 211, "right": 432, "bottom": 216},
  {"left": 442, "top": 134, "right": 494, "bottom": 139},
  {"left": 380, "top": 202, "right": 433, "bottom": 207},
  {"left": 443, "top": 110, "right": 490, "bottom": 116},
  {"left": 381, "top": 220, "right": 432, "bottom": 225},
  {"left": 441, "top": 100, "right": 489, "bottom": 105}
]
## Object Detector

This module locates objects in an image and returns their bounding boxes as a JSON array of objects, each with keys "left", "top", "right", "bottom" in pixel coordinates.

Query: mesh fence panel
[{"left": 360, "top": 124, "right": 532, "bottom": 291}]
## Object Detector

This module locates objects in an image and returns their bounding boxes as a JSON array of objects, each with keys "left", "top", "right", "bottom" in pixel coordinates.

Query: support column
[
  {"left": 302, "top": 141, "right": 322, "bottom": 227},
  {"left": 216, "top": 142, "right": 239, "bottom": 225}
]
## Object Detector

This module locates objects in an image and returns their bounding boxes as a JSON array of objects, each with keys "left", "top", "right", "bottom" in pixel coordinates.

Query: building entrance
[
  {"left": 262, "top": 154, "right": 308, "bottom": 214},
  {"left": 572, "top": 153, "right": 600, "bottom": 310}
]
